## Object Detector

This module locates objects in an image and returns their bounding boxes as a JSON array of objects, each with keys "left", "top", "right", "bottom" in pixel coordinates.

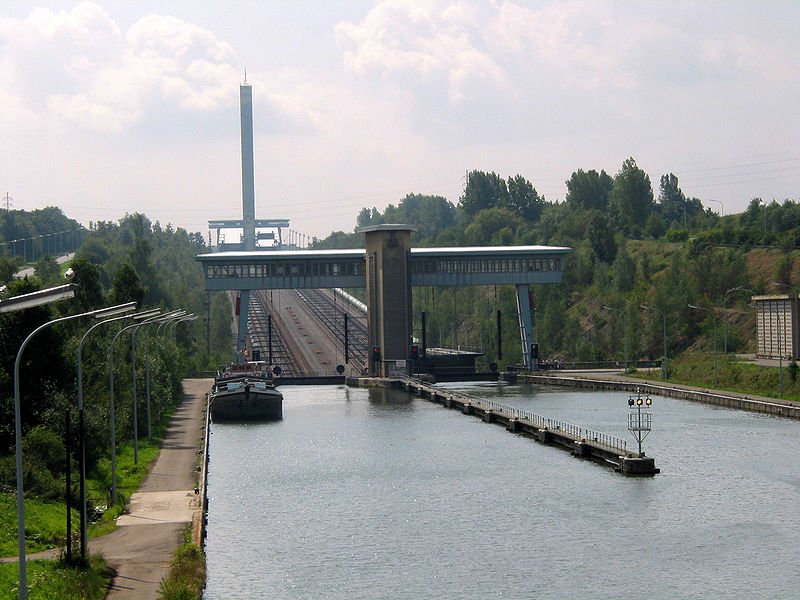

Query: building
[{"left": 753, "top": 294, "right": 799, "bottom": 360}]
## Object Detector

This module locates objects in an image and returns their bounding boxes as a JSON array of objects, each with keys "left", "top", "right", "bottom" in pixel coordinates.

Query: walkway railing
[{"left": 431, "top": 386, "right": 628, "bottom": 454}]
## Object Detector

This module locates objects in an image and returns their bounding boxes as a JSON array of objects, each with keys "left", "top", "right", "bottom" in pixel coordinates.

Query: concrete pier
[{"left": 349, "top": 376, "right": 659, "bottom": 476}]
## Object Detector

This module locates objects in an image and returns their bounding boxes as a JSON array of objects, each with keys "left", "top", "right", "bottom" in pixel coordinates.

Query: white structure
[{"left": 753, "top": 294, "right": 798, "bottom": 360}]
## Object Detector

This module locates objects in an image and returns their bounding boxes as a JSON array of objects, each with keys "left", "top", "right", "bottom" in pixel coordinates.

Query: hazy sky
[{"left": 1, "top": 1, "right": 798, "bottom": 240}]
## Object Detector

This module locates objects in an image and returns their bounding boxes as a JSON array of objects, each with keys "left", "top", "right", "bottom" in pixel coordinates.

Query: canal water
[{"left": 204, "top": 383, "right": 800, "bottom": 599}]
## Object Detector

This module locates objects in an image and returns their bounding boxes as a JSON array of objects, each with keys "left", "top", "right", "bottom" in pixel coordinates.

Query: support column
[
  {"left": 362, "top": 225, "right": 416, "bottom": 377},
  {"left": 515, "top": 284, "right": 534, "bottom": 370},
  {"left": 237, "top": 290, "right": 250, "bottom": 362}
]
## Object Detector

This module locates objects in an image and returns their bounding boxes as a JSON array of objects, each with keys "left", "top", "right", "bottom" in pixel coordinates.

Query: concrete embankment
[{"left": 507, "top": 372, "right": 800, "bottom": 420}]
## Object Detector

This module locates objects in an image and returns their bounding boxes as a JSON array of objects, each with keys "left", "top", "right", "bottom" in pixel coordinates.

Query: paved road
[
  {"left": 14, "top": 252, "right": 74, "bottom": 279},
  {"left": 89, "top": 378, "right": 209, "bottom": 599}
]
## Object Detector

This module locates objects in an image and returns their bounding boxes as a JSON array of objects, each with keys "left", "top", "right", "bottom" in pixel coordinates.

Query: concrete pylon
[{"left": 362, "top": 225, "right": 416, "bottom": 377}]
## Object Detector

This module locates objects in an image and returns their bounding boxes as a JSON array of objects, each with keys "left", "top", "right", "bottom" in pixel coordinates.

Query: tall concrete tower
[
  {"left": 240, "top": 81, "right": 256, "bottom": 251},
  {"left": 236, "top": 81, "right": 256, "bottom": 359}
]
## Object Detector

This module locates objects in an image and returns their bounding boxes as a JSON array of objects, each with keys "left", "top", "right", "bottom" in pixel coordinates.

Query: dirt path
[{"left": 88, "top": 377, "right": 210, "bottom": 599}]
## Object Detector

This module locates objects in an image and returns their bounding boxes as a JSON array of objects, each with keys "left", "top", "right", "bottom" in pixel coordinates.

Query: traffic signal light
[
  {"left": 371, "top": 346, "right": 381, "bottom": 362},
  {"left": 410, "top": 345, "right": 419, "bottom": 360}
]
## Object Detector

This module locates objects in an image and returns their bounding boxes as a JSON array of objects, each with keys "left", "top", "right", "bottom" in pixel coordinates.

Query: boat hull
[{"left": 210, "top": 381, "right": 283, "bottom": 421}]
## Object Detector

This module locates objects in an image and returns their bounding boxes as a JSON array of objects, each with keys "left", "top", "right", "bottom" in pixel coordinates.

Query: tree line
[
  {"left": 316, "top": 157, "right": 797, "bottom": 369},
  {"left": 0, "top": 213, "right": 232, "bottom": 501}
]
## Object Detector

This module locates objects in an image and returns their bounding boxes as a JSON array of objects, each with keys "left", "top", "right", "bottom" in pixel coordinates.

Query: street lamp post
[
  {"left": 723, "top": 286, "right": 754, "bottom": 354},
  {"left": 13, "top": 298, "right": 135, "bottom": 599},
  {"left": 602, "top": 304, "right": 629, "bottom": 373},
  {"left": 641, "top": 304, "right": 668, "bottom": 379},
  {"left": 6, "top": 284, "right": 77, "bottom": 600},
  {"left": 107, "top": 310, "right": 160, "bottom": 505},
  {"left": 689, "top": 304, "right": 718, "bottom": 386},
  {"left": 708, "top": 199, "right": 724, "bottom": 216},
  {"left": 130, "top": 313, "right": 169, "bottom": 463},
  {"left": 75, "top": 303, "right": 137, "bottom": 560}
]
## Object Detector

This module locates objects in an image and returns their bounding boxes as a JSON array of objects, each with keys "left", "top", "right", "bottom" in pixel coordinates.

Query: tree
[
  {"left": 658, "top": 173, "right": 686, "bottom": 225},
  {"left": 0, "top": 255, "right": 18, "bottom": 283},
  {"left": 110, "top": 262, "right": 147, "bottom": 306},
  {"left": 506, "top": 175, "right": 544, "bottom": 221},
  {"left": 565, "top": 169, "right": 613, "bottom": 210},
  {"left": 463, "top": 208, "right": 523, "bottom": 245},
  {"left": 609, "top": 157, "right": 654, "bottom": 237},
  {"left": 356, "top": 207, "right": 381, "bottom": 229},
  {"left": 69, "top": 254, "right": 105, "bottom": 313},
  {"left": 585, "top": 210, "right": 617, "bottom": 264},
  {"left": 33, "top": 255, "right": 61, "bottom": 286},
  {"left": 459, "top": 171, "right": 508, "bottom": 217},
  {"left": 612, "top": 242, "right": 636, "bottom": 292}
]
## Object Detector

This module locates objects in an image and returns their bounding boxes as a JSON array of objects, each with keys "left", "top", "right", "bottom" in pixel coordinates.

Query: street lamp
[
  {"left": 708, "top": 198, "right": 724, "bottom": 216},
  {"left": 169, "top": 313, "right": 197, "bottom": 342},
  {"left": 75, "top": 303, "right": 137, "bottom": 560},
  {"left": 723, "top": 286, "right": 754, "bottom": 354},
  {"left": 107, "top": 310, "right": 161, "bottom": 504},
  {"left": 143, "top": 310, "right": 184, "bottom": 438},
  {"left": 0, "top": 283, "right": 78, "bottom": 313},
  {"left": 688, "top": 304, "right": 718, "bottom": 386},
  {"left": 641, "top": 304, "right": 668, "bottom": 379},
  {"left": 602, "top": 304, "right": 629, "bottom": 373},
  {"left": 13, "top": 301, "right": 135, "bottom": 600}
]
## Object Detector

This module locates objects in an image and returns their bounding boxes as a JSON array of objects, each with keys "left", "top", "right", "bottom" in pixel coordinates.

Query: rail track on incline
[{"left": 246, "top": 289, "right": 368, "bottom": 377}]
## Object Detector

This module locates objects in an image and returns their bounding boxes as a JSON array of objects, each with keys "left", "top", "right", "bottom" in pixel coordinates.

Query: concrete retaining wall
[{"left": 508, "top": 374, "right": 800, "bottom": 420}]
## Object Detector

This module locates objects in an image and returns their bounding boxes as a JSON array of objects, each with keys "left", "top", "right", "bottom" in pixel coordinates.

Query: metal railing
[{"left": 421, "top": 384, "right": 628, "bottom": 454}]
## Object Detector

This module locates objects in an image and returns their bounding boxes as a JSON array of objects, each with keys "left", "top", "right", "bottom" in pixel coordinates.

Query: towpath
[{"left": 89, "top": 377, "right": 210, "bottom": 598}]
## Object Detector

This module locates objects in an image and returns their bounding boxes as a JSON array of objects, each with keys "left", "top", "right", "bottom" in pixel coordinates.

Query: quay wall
[
  {"left": 195, "top": 391, "right": 212, "bottom": 546},
  {"left": 507, "top": 373, "right": 800, "bottom": 420}
]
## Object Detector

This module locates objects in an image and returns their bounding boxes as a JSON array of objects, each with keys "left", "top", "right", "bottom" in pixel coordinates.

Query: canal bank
[{"left": 508, "top": 371, "right": 800, "bottom": 419}]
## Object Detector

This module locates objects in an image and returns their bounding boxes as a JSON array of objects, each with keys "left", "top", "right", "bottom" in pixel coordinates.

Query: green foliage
[
  {"left": 660, "top": 352, "right": 800, "bottom": 402},
  {"left": 0, "top": 207, "right": 85, "bottom": 266},
  {"left": 565, "top": 168, "right": 613, "bottom": 211},
  {"left": 0, "top": 493, "right": 75, "bottom": 556},
  {"left": 0, "top": 554, "right": 112, "bottom": 600},
  {"left": 110, "top": 262, "right": 147, "bottom": 306},
  {"left": 157, "top": 536, "right": 205, "bottom": 600},
  {"left": 0, "top": 256, "right": 19, "bottom": 284},
  {"left": 609, "top": 157, "right": 654, "bottom": 238},
  {"left": 459, "top": 171, "right": 508, "bottom": 217},
  {"left": 33, "top": 257, "right": 61, "bottom": 287}
]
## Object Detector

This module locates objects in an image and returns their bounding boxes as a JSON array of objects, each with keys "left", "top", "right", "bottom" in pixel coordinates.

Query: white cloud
[
  {"left": 336, "top": 0, "right": 507, "bottom": 103},
  {"left": 0, "top": 3, "right": 241, "bottom": 133}
]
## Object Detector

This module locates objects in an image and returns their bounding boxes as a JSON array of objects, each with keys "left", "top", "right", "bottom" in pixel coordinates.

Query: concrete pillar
[
  {"left": 362, "top": 225, "right": 416, "bottom": 377},
  {"left": 515, "top": 284, "right": 534, "bottom": 370}
]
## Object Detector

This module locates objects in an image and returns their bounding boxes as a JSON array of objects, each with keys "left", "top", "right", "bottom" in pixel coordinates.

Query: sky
[{"left": 1, "top": 1, "right": 798, "bottom": 242}]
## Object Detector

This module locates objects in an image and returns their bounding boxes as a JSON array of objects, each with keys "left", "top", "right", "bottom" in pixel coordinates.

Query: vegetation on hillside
[{"left": 314, "top": 159, "right": 798, "bottom": 371}]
